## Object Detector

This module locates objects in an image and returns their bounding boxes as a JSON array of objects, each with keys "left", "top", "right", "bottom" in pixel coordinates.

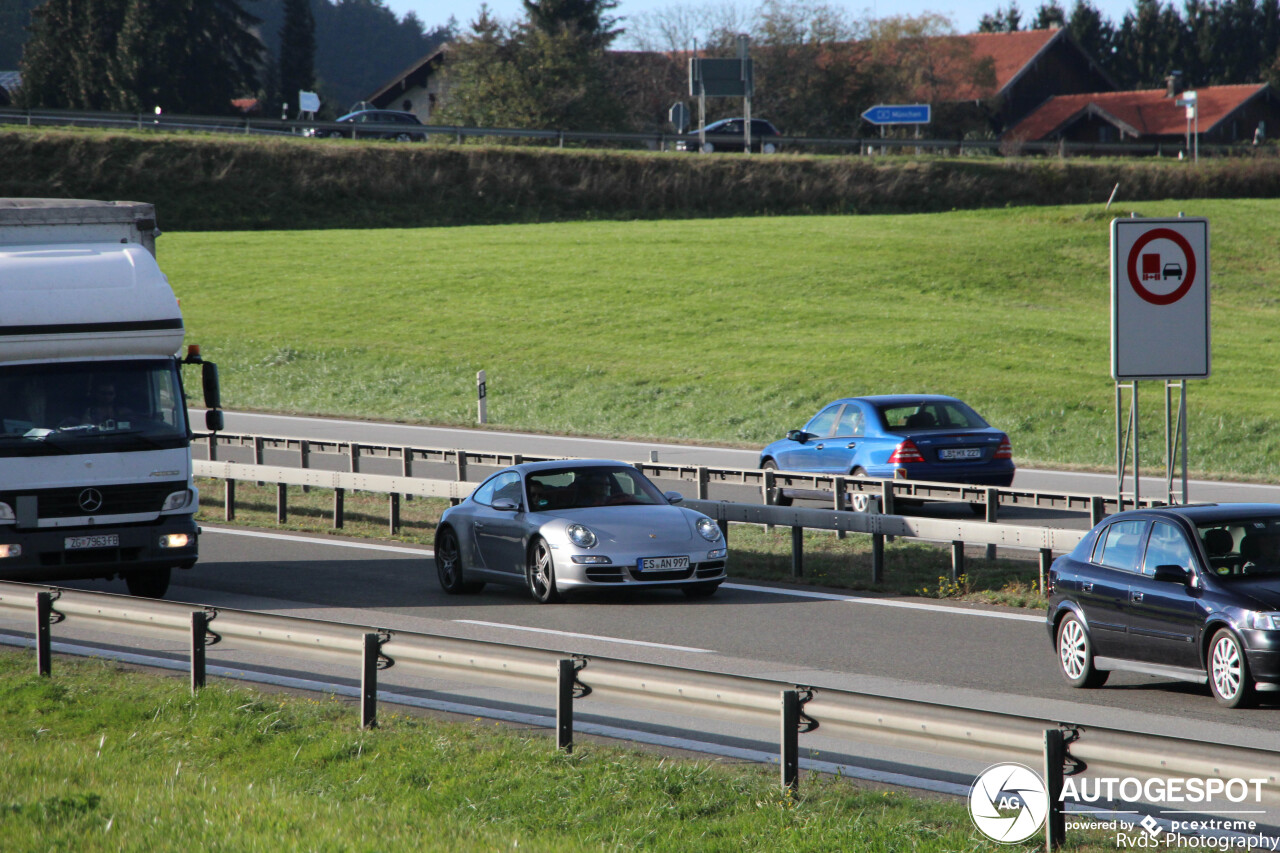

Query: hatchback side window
[
  {"left": 833, "top": 406, "right": 864, "bottom": 437},
  {"left": 1093, "top": 519, "right": 1147, "bottom": 572},
  {"left": 1142, "top": 521, "right": 1196, "bottom": 575},
  {"left": 805, "top": 404, "right": 842, "bottom": 437}
]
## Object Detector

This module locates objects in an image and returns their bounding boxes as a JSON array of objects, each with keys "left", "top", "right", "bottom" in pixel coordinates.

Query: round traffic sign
[{"left": 1126, "top": 228, "right": 1196, "bottom": 305}]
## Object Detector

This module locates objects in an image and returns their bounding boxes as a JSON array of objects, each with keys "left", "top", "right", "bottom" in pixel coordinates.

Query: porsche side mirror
[{"left": 664, "top": 491, "right": 684, "bottom": 505}]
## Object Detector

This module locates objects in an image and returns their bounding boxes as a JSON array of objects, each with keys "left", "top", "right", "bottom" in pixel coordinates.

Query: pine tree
[
  {"left": 279, "top": 0, "right": 316, "bottom": 117},
  {"left": 18, "top": 0, "right": 128, "bottom": 109},
  {"left": 522, "top": 0, "right": 620, "bottom": 49}
]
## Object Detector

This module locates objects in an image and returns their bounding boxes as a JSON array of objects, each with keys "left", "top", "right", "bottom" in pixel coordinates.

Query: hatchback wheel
[
  {"left": 527, "top": 537, "right": 562, "bottom": 603},
  {"left": 1209, "top": 629, "right": 1255, "bottom": 708},
  {"left": 435, "top": 526, "right": 484, "bottom": 594},
  {"left": 1057, "top": 614, "right": 1108, "bottom": 688}
]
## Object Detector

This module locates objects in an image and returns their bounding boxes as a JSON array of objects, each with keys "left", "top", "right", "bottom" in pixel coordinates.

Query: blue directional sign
[{"left": 861, "top": 104, "right": 931, "bottom": 125}]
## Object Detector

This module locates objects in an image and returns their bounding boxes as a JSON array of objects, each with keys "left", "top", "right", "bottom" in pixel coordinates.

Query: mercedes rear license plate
[
  {"left": 940, "top": 448, "right": 982, "bottom": 461},
  {"left": 65, "top": 534, "right": 119, "bottom": 550},
  {"left": 638, "top": 555, "right": 689, "bottom": 572}
]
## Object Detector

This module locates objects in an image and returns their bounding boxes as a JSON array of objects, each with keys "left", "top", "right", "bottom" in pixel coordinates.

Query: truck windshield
[{"left": 0, "top": 359, "right": 187, "bottom": 456}]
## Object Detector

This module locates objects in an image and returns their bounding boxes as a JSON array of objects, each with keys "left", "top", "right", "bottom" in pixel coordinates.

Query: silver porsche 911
[{"left": 433, "top": 459, "right": 728, "bottom": 602}]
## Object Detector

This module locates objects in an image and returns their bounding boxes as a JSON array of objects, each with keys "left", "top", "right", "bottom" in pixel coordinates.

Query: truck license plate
[{"left": 65, "top": 534, "right": 119, "bottom": 550}]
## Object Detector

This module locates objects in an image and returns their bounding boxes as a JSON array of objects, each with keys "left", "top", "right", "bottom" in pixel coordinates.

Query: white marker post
[{"left": 477, "top": 370, "right": 488, "bottom": 424}]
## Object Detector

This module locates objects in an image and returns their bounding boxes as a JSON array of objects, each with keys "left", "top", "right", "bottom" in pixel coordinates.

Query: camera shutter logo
[
  {"left": 969, "top": 763, "right": 1049, "bottom": 843},
  {"left": 79, "top": 488, "right": 104, "bottom": 513}
]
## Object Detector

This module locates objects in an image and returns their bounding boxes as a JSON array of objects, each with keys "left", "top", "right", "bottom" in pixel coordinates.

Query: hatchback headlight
[
  {"left": 1245, "top": 612, "right": 1280, "bottom": 631},
  {"left": 567, "top": 523, "right": 597, "bottom": 549},
  {"left": 696, "top": 517, "right": 722, "bottom": 542}
]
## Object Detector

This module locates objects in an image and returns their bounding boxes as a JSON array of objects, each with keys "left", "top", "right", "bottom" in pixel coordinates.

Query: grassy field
[
  {"left": 167, "top": 197, "right": 1280, "bottom": 481},
  {"left": 0, "top": 648, "right": 1126, "bottom": 852}
]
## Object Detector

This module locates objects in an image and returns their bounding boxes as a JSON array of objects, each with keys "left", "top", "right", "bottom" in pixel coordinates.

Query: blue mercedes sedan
[{"left": 758, "top": 395, "right": 1014, "bottom": 486}]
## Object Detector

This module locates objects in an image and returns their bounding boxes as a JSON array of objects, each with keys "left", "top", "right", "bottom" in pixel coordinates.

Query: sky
[{"left": 401, "top": 0, "right": 1141, "bottom": 43}]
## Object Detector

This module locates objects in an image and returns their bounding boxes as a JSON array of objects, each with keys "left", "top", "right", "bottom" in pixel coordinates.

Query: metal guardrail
[
  {"left": 2, "top": 106, "right": 1272, "bottom": 159},
  {"left": 193, "top": 430, "right": 1113, "bottom": 583},
  {"left": 1, "top": 578, "right": 1277, "bottom": 840}
]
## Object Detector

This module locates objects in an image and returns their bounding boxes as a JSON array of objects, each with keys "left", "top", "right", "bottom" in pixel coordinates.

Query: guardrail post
[
  {"left": 455, "top": 450, "right": 467, "bottom": 487},
  {"left": 951, "top": 541, "right": 964, "bottom": 583},
  {"left": 254, "top": 436, "right": 265, "bottom": 485},
  {"left": 872, "top": 533, "right": 885, "bottom": 584},
  {"left": 781, "top": 689, "right": 799, "bottom": 793},
  {"left": 361, "top": 633, "right": 379, "bottom": 729},
  {"left": 881, "top": 480, "right": 895, "bottom": 516},
  {"left": 696, "top": 467, "right": 709, "bottom": 500},
  {"left": 717, "top": 517, "right": 729, "bottom": 543},
  {"left": 1090, "top": 495, "right": 1104, "bottom": 526},
  {"left": 790, "top": 527, "right": 804, "bottom": 578},
  {"left": 333, "top": 489, "right": 345, "bottom": 529},
  {"left": 833, "top": 477, "right": 846, "bottom": 540},
  {"left": 224, "top": 479, "right": 236, "bottom": 521},
  {"left": 276, "top": 483, "right": 288, "bottom": 523},
  {"left": 985, "top": 488, "right": 998, "bottom": 560},
  {"left": 389, "top": 494, "right": 400, "bottom": 534},
  {"left": 300, "top": 441, "right": 310, "bottom": 493},
  {"left": 349, "top": 443, "right": 360, "bottom": 474},
  {"left": 35, "top": 591, "right": 53, "bottom": 676},
  {"left": 207, "top": 433, "right": 217, "bottom": 461},
  {"left": 557, "top": 659, "right": 574, "bottom": 752},
  {"left": 191, "top": 611, "right": 207, "bottom": 693},
  {"left": 1044, "top": 729, "right": 1066, "bottom": 850},
  {"left": 1039, "top": 549, "right": 1053, "bottom": 595},
  {"left": 762, "top": 469, "right": 776, "bottom": 532}
]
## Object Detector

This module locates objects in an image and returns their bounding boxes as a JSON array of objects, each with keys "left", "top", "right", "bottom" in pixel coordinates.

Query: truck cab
[{"left": 0, "top": 199, "right": 220, "bottom": 597}]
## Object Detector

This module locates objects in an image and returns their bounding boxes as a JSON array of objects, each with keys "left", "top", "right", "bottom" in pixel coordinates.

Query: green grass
[
  {"left": 196, "top": 479, "right": 1048, "bottom": 607},
  {"left": 0, "top": 648, "right": 1123, "bottom": 852},
  {"left": 167, "top": 198, "right": 1280, "bottom": 481}
]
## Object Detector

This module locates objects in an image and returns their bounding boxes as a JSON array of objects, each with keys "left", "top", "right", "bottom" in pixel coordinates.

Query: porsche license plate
[
  {"left": 939, "top": 448, "right": 982, "bottom": 461},
  {"left": 65, "top": 534, "right": 118, "bottom": 550},
  {"left": 638, "top": 555, "right": 689, "bottom": 572}
]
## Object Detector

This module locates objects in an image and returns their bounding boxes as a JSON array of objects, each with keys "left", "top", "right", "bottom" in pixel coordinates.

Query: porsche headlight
[
  {"left": 567, "top": 523, "right": 597, "bottom": 549},
  {"left": 1245, "top": 612, "right": 1280, "bottom": 631},
  {"left": 696, "top": 517, "right": 722, "bottom": 542}
]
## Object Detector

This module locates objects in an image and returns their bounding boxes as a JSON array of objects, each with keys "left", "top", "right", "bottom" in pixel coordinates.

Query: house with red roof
[
  {"left": 914, "top": 28, "right": 1117, "bottom": 133},
  {"left": 1005, "top": 80, "right": 1279, "bottom": 146}
]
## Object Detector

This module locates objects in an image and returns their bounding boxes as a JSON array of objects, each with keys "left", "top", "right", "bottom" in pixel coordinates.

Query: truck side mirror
[
  {"left": 202, "top": 362, "right": 221, "bottom": 410},
  {"left": 205, "top": 409, "right": 224, "bottom": 432}
]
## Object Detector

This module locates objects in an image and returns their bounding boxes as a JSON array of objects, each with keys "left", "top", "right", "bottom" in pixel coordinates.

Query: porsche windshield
[
  {"left": 526, "top": 466, "right": 667, "bottom": 511},
  {"left": 0, "top": 359, "right": 187, "bottom": 456}
]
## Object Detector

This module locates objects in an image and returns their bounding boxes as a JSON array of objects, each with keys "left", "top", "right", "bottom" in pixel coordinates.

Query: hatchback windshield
[
  {"left": 877, "top": 400, "right": 988, "bottom": 431},
  {"left": 1196, "top": 517, "right": 1280, "bottom": 579},
  {"left": 526, "top": 466, "right": 667, "bottom": 511}
]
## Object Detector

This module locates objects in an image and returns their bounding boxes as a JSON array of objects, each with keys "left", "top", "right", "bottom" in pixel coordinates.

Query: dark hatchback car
[
  {"left": 306, "top": 109, "right": 427, "bottom": 141},
  {"left": 759, "top": 395, "right": 1014, "bottom": 486},
  {"left": 1048, "top": 504, "right": 1280, "bottom": 708},
  {"left": 676, "top": 118, "right": 781, "bottom": 153}
]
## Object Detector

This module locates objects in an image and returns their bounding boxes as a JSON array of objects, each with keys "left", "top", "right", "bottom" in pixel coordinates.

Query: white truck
[{"left": 0, "top": 198, "right": 222, "bottom": 597}]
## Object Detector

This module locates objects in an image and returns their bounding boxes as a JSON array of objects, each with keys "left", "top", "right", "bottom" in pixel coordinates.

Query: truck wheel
[{"left": 126, "top": 567, "right": 171, "bottom": 598}]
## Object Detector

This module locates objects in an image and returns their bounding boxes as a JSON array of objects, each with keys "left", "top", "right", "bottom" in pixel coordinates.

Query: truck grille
[{"left": 2, "top": 481, "right": 185, "bottom": 519}]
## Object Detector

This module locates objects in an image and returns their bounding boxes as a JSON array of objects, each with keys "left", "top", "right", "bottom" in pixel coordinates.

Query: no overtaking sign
[{"left": 1111, "top": 217, "right": 1210, "bottom": 380}]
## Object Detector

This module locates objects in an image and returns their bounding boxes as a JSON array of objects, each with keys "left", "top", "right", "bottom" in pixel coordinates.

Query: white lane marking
[
  {"left": 723, "top": 582, "right": 1045, "bottom": 623},
  {"left": 202, "top": 526, "right": 431, "bottom": 556},
  {"left": 203, "top": 528, "right": 1042, "bottom": 623},
  {"left": 215, "top": 410, "right": 719, "bottom": 455},
  {"left": 455, "top": 620, "right": 714, "bottom": 653}
]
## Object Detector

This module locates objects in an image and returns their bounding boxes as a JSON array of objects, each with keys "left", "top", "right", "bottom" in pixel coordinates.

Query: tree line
[
  {"left": 980, "top": 0, "right": 1280, "bottom": 90},
  {"left": 441, "top": 0, "right": 1280, "bottom": 138},
  {"left": 1, "top": 0, "right": 452, "bottom": 117}
]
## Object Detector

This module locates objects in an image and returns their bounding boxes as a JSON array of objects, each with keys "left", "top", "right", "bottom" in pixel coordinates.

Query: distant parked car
[
  {"left": 676, "top": 118, "right": 781, "bottom": 153},
  {"left": 434, "top": 460, "right": 728, "bottom": 602},
  {"left": 304, "top": 109, "right": 426, "bottom": 141},
  {"left": 1048, "top": 503, "right": 1280, "bottom": 708},
  {"left": 759, "top": 394, "right": 1014, "bottom": 488}
]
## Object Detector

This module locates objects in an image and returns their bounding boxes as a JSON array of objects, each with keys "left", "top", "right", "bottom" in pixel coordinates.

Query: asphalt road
[{"left": 209, "top": 409, "right": 1280, "bottom": 507}]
